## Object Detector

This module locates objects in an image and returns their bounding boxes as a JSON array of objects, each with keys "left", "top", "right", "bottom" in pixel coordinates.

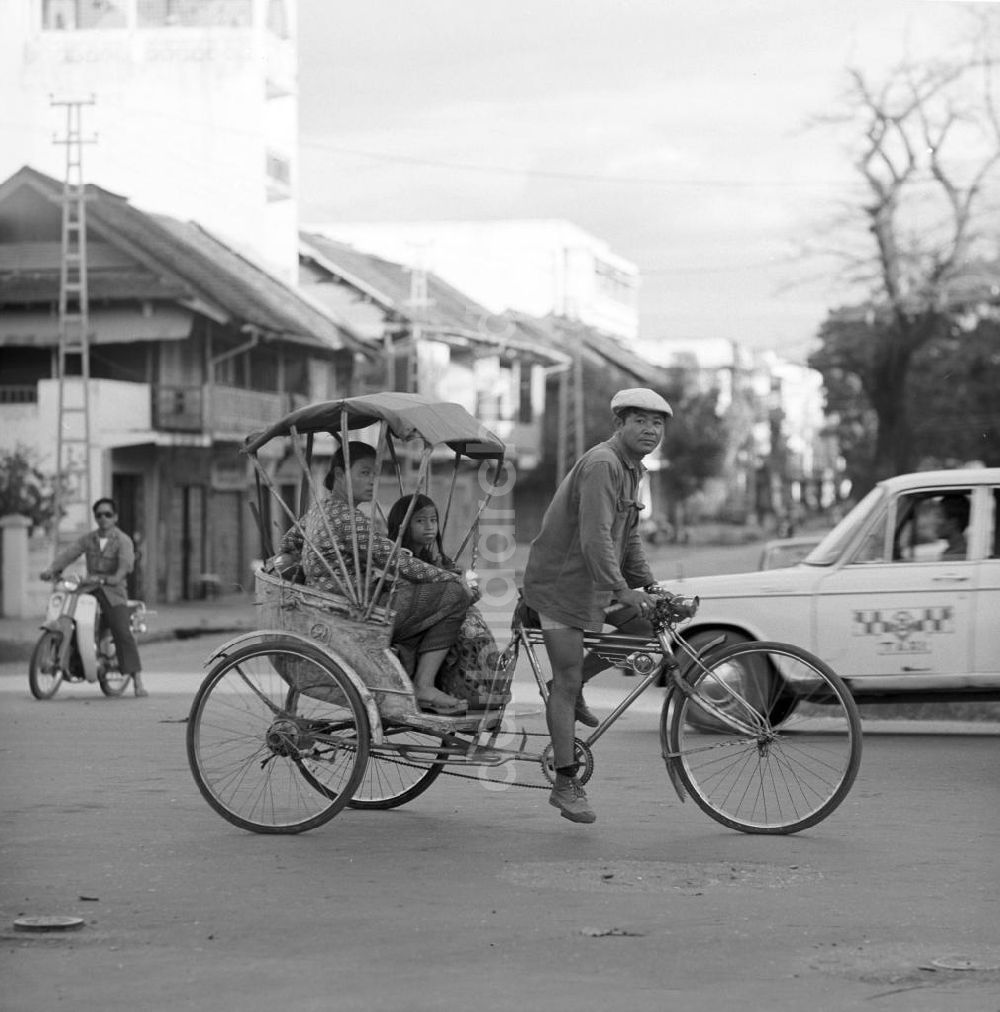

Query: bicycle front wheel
[
  {"left": 187, "top": 639, "right": 371, "bottom": 834},
  {"left": 662, "top": 641, "right": 861, "bottom": 834}
]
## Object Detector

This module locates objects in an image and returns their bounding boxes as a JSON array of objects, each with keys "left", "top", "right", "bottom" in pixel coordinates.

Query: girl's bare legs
[{"left": 413, "top": 648, "right": 464, "bottom": 707}]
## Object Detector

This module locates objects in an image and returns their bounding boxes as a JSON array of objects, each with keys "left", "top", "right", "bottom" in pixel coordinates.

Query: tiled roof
[
  {"left": 0, "top": 166, "right": 365, "bottom": 354},
  {"left": 300, "top": 232, "right": 565, "bottom": 366},
  {"left": 508, "top": 312, "right": 672, "bottom": 386},
  {"left": 300, "top": 232, "right": 489, "bottom": 336}
]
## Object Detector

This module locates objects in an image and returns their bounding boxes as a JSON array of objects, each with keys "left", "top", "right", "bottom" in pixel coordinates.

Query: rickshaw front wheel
[{"left": 186, "top": 639, "right": 371, "bottom": 834}]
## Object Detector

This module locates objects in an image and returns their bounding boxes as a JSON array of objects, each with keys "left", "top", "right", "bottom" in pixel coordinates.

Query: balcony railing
[
  {"left": 0, "top": 386, "right": 38, "bottom": 404},
  {"left": 153, "top": 385, "right": 305, "bottom": 436}
]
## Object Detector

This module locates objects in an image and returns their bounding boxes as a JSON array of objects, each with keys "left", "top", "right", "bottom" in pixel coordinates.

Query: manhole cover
[
  {"left": 813, "top": 941, "right": 1000, "bottom": 985},
  {"left": 931, "top": 956, "right": 1000, "bottom": 972},
  {"left": 13, "top": 916, "right": 85, "bottom": 933}
]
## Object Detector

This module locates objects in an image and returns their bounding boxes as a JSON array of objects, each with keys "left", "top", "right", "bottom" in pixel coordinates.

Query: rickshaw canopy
[{"left": 243, "top": 391, "right": 506, "bottom": 460}]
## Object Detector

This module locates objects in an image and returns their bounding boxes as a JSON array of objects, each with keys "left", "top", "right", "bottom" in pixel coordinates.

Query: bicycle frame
[{"left": 348, "top": 605, "right": 765, "bottom": 782}]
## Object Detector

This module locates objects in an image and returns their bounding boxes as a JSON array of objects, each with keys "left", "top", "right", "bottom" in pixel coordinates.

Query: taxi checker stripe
[
  {"left": 852, "top": 610, "right": 885, "bottom": 636},
  {"left": 852, "top": 608, "right": 955, "bottom": 636}
]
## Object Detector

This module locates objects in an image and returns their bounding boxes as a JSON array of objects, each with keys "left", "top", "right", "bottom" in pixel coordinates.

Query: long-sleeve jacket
[
  {"left": 523, "top": 437, "right": 654, "bottom": 629},
  {"left": 279, "top": 495, "right": 460, "bottom": 598},
  {"left": 48, "top": 527, "right": 135, "bottom": 607}
]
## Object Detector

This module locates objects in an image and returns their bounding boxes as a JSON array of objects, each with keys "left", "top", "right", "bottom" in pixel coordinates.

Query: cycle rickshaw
[{"left": 186, "top": 392, "right": 861, "bottom": 835}]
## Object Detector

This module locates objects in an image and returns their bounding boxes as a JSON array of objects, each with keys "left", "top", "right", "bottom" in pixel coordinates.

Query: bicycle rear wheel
[
  {"left": 187, "top": 639, "right": 370, "bottom": 834},
  {"left": 662, "top": 641, "right": 861, "bottom": 834}
]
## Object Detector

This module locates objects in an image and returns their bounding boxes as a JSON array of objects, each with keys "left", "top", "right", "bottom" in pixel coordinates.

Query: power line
[{"left": 298, "top": 139, "right": 865, "bottom": 191}]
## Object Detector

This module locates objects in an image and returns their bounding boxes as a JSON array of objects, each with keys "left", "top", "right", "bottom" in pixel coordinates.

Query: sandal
[{"left": 416, "top": 692, "right": 468, "bottom": 716}]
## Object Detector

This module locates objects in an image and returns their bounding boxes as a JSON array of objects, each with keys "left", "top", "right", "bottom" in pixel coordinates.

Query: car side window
[
  {"left": 851, "top": 517, "right": 889, "bottom": 564},
  {"left": 892, "top": 490, "right": 972, "bottom": 562}
]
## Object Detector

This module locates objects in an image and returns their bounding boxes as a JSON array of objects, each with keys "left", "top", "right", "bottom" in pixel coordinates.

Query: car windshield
[{"left": 800, "top": 486, "right": 887, "bottom": 566}]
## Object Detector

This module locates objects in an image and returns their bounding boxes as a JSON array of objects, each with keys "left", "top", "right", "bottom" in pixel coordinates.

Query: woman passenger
[{"left": 278, "top": 443, "right": 473, "bottom": 715}]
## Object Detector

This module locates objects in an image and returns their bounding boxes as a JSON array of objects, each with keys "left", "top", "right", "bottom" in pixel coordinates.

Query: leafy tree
[
  {"left": 808, "top": 16, "right": 1000, "bottom": 491},
  {"left": 658, "top": 387, "right": 728, "bottom": 524},
  {"left": 908, "top": 317, "right": 1000, "bottom": 467},
  {"left": 0, "top": 446, "right": 60, "bottom": 532}
]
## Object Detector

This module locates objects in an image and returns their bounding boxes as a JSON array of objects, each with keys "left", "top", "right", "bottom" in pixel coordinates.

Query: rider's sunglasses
[{"left": 95, "top": 510, "right": 114, "bottom": 518}]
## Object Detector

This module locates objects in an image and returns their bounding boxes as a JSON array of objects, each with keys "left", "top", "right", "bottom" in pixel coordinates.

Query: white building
[
  {"left": 0, "top": 0, "right": 298, "bottom": 280},
  {"left": 305, "top": 219, "right": 641, "bottom": 342}
]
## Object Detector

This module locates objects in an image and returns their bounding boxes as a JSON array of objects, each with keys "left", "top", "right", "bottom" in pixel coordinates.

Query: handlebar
[{"left": 650, "top": 588, "right": 700, "bottom": 624}]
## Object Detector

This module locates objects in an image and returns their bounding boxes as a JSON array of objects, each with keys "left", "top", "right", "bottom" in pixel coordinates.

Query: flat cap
[{"left": 610, "top": 388, "right": 673, "bottom": 417}]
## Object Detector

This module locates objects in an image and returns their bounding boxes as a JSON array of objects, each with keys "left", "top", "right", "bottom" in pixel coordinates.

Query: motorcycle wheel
[
  {"left": 29, "top": 631, "right": 64, "bottom": 700},
  {"left": 98, "top": 633, "right": 131, "bottom": 697}
]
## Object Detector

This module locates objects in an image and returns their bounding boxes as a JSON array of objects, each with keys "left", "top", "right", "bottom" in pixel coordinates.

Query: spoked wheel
[
  {"left": 186, "top": 639, "right": 370, "bottom": 834},
  {"left": 348, "top": 727, "right": 447, "bottom": 810},
  {"left": 662, "top": 641, "right": 861, "bottom": 834},
  {"left": 28, "top": 632, "right": 64, "bottom": 700},
  {"left": 98, "top": 633, "right": 130, "bottom": 697},
  {"left": 286, "top": 694, "right": 446, "bottom": 810}
]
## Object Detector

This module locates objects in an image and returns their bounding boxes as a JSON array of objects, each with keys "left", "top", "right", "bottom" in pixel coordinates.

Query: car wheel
[{"left": 679, "top": 630, "right": 798, "bottom": 731}]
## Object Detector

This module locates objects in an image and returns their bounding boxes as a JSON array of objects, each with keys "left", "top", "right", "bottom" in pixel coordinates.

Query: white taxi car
[{"left": 657, "top": 468, "right": 1000, "bottom": 705}]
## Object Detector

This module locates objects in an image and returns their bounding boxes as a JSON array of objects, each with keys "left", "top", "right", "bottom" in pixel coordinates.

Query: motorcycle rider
[{"left": 41, "top": 497, "right": 146, "bottom": 698}]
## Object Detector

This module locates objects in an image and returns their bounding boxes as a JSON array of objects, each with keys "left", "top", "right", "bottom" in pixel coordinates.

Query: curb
[{"left": 0, "top": 624, "right": 251, "bottom": 665}]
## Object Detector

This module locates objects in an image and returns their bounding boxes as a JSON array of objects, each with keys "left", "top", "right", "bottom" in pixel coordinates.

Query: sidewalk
[{"left": 0, "top": 592, "right": 258, "bottom": 663}]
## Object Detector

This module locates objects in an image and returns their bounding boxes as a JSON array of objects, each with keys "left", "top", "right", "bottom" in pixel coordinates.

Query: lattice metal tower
[{"left": 51, "top": 96, "right": 96, "bottom": 538}]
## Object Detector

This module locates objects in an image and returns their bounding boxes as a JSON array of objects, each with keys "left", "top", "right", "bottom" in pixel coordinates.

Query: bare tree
[{"left": 809, "top": 16, "right": 1000, "bottom": 488}]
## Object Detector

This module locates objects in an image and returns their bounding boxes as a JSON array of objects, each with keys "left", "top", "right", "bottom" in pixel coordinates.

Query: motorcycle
[{"left": 28, "top": 574, "right": 150, "bottom": 700}]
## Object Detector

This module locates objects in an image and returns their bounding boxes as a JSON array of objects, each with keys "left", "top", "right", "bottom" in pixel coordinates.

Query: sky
[{"left": 296, "top": 0, "right": 993, "bottom": 361}]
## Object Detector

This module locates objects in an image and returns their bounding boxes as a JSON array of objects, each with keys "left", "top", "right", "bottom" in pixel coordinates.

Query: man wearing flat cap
[{"left": 523, "top": 387, "right": 672, "bottom": 823}]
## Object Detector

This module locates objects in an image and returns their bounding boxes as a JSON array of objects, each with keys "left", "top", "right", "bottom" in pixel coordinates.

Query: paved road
[{"left": 2, "top": 633, "right": 998, "bottom": 1012}]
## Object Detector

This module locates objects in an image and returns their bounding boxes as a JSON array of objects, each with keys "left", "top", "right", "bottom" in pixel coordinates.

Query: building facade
[
  {"left": 0, "top": 167, "right": 362, "bottom": 605},
  {"left": 0, "top": 0, "right": 298, "bottom": 280}
]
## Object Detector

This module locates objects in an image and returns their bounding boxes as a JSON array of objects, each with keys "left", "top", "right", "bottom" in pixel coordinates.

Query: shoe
[
  {"left": 546, "top": 681, "right": 599, "bottom": 728},
  {"left": 549, "top": 778, "right": 597, "bottom": 824},
  {"left": 574, "top": 694, "right": 599, "bottom": 728},
  {"left": 130, "top": 675, "right": 148, "bottom": 698},
  {"left": 416, "top": 694, "right": 468, "bottom": 716}
]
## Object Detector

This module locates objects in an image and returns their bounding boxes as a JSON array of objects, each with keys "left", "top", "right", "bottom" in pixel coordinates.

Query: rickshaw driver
[
  {"left": 278, "top": 442, "right": 475, "bottom": 716},
  {"left": 523, "top": 388, "right": 672, "bottom": 823}
]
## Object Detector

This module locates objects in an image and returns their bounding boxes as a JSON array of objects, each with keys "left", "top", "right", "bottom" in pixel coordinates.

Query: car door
[
  {"left": 971, "top": 484, "right": 1000, "bottom": 676},
  {"left": 814, "top": 487, "right": 975, "bottom": 680}
]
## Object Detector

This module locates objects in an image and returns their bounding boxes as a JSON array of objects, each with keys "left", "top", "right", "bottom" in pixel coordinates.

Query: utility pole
[{"left": 51, "top": 95, "right": 96, "bottom": 541}]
